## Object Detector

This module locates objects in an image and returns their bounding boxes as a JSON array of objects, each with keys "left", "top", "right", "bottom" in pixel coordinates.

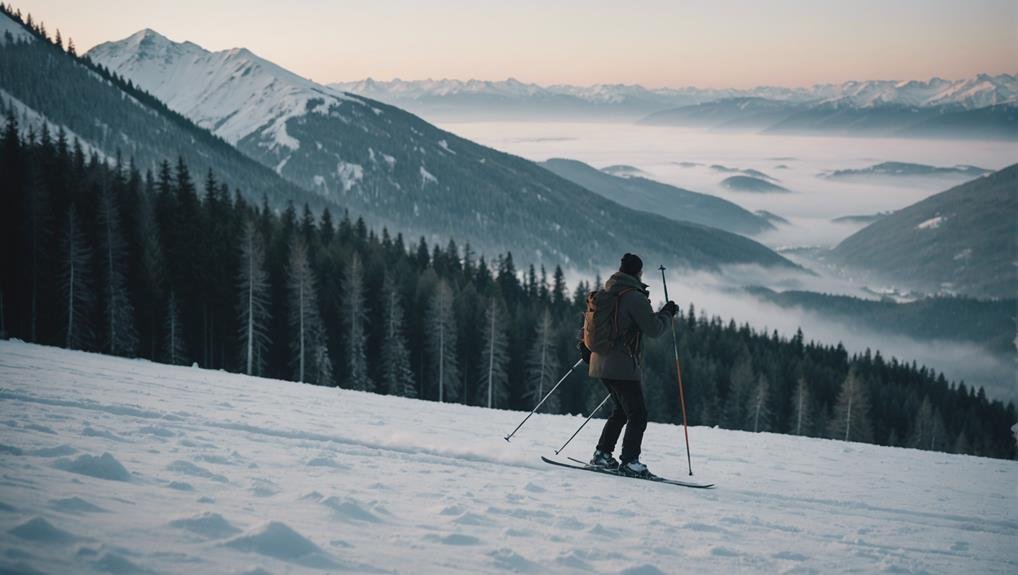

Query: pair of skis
[{"left": 541, "top": 456, "right": 715, "bottom": 489}]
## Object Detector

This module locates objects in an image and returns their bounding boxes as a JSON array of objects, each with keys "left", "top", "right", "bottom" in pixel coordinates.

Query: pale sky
[{"left": 15, "top": 0, "right": 1018, "bottom": 88}]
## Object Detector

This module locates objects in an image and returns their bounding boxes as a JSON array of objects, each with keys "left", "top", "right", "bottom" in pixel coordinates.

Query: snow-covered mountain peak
[{"left": 87, "top": 30, "right": 358, "bottom": 150}]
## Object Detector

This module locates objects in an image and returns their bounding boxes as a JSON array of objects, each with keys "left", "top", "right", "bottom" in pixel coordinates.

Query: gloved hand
[
  {"left": 576, "top": 339, "right": 592, "bottom": 364},
  {"left": 661, "top": 301, "right": 679, "bottom": 317}
]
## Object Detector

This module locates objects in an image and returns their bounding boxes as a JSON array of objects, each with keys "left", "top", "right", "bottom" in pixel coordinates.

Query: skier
[{"left": 583, "top": 253, "right": 677, "bottom": 477}]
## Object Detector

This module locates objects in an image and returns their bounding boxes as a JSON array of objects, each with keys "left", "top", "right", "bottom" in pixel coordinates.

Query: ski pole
[
  {"left": 660, "top": 265, "right": 694, "bottom": 476},
  {"left": 505, "top": 358, "right": 584, "bottom": 442},
  {"left": 554, "top": 393, "right": 611, "bottom": 455}
]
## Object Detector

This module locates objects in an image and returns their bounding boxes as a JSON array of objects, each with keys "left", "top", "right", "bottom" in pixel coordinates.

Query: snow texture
[{"left": 0, "top": 340, "right": 1015, "bottom": 574}]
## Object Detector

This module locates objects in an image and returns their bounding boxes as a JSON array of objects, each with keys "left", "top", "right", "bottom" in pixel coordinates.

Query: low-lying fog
[
  {"left": 443, "top": 122, "right": 1018, "bottom": 249},
  {"left": 573, "top": 265, "right": 1017, "bottom": 403},
  {"left": 447, "top": 121, "right": 1016, "bottom": 401}
]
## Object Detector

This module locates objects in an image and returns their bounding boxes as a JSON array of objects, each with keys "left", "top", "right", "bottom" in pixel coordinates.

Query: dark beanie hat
[{"left": 620, "top": 253, "right": 643, "bottom": 276}]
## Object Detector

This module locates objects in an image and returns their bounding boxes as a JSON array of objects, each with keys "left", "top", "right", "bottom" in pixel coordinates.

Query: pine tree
[
  {"left": 791, "top": 376, "right": 813, "bottom": 436},
  {"left": 477, "top": 297, "right": 509, "bottom": 408},
  {"left": 910, "top": 397, "right": 946, "bottom": 451},
  {"left": 58, "top": 206, "right": 92, "bottom": 349},
  {"left": 287, "top": 236, "right": 327, "bottom": 384},
  {"left": 379, "top": 273, "right": 415, "bottom": 397},
  {"left": 747, "top": 374, "right": 770, "bottom": 432},
  {"left": 237, "top": 220, "right": 271, "bottom": 376},
  {"left": 829, "top": 368, "right": 873, "bottom": 443},
  {"left": 164, "top": 291, "right": 186, "bottom": 365},
  {"left": 341, "top": 252, "right": 372, "bottom": 391},
  {"left": 723, "top": 352, "right": 753, "bottom": 429},
  {"left": 526, "top": 307, "right": 560, "bottom": 413},
  {"left": 426, "top": 279, "right": 459, "bottom": 402},
  {"left": 97, "top": 182, "right": 137, "bottom": 356}
]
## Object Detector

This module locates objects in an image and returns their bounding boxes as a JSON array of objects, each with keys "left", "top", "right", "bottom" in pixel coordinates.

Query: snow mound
[
  {"left": 167, "top": 481, "right": 193, "bottom": 491},
  {"left": 93, "top": 552, "right": 145, "bottom": 574},
  {"left": 321, "top": 496, "right": 383, "bottom": 523},
  {"left": 425, "top": 533, "right": 481, "bottom": 546},
  {"left": 225, "top": 521, "right": 334, "bottom": 567},
  {"left": 166, "top": 460, "right": 228, "bottom": 483},
  {"left": 8, "top": 517, "right": 76, "bottom": 543},
  {"left": 28, "top": 445, "right": 77, "bottom": 457},
  {"left": 489, "top": 548, "right": 539, "bottom": 572},
  {"left": 49, "top": 497, "right": 106, "bottom": 514},
  {"left": 169, "top": 512, "right": 241, "bottom": 539},
  {"left": 53, "top": 453, "right": 131, "bottom": 481},
  {"left": 620, "top": 565, "right": 669, "bottom": 575}
]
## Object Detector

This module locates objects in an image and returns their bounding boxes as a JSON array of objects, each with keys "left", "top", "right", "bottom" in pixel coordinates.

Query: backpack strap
[{"left": 610, "top": 288, "right": 636, "bottom": 348}]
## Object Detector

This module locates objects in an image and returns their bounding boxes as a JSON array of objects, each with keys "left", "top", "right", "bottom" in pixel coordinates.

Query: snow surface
[
  {"left": 0, "top": 340, "right": 1015, "bottom": 574},
  {"left": 916, "top": 216, "right": 945, "bottom": 230}
]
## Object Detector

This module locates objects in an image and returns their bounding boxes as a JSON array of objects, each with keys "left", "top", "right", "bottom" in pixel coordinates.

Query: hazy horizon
[{"left": 15, "top": 0, "right": 1018, "bottom": 89}]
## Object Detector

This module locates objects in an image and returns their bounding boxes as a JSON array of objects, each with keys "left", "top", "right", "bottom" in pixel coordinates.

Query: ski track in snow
[{"left": 0, "top": 341, "right": 1015, "bottom": 574}]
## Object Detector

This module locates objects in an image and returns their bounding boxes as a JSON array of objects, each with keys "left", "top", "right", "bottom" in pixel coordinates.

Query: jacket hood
[{"left": 605, "top": 272, "right": 649, "bottom": 295}]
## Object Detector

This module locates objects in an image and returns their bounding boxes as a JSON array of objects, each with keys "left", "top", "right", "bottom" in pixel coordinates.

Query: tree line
[{"left": 1, "top": 112, "right": 1014, "bottom": 460}]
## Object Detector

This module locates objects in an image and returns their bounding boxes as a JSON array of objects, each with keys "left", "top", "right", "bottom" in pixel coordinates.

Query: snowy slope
[
  {"left": 88, "top": 29, "right": 354, "bottom": 152},
  {"left": 1, "top": 341, "right": 1015, "bottom": 574}
]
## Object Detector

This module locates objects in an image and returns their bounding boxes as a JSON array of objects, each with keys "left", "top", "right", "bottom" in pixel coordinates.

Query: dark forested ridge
[
  {"left": 2, "top": 120, "right": 1014, "bottom": 460},
  {"left": 0, "top": 6, "right": 325, "bottom": 213}
]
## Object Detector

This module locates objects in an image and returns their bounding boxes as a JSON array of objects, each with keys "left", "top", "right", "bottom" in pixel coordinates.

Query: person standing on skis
[{"left": 582, "top": 253, "right": 678, "bottom": 477}]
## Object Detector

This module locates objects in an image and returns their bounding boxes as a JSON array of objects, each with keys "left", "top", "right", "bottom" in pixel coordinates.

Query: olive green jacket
[{"left": 588, "top": 272, "right": 670, "bottom": 381}]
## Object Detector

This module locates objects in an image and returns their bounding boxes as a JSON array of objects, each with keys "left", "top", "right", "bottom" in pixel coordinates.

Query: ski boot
[
  {"left": 589, "top": 449, "right": 620, "bottom": 470},
  {"left": 619, "top": 458, "right": 653, "bottom": 478}
]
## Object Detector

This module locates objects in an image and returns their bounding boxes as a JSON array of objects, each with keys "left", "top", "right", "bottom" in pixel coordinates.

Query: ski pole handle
[{"left": 505, "top": 358, "right": 584, "bottom": 442}]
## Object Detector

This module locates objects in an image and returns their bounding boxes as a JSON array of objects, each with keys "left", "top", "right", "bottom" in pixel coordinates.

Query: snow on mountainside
[
  {"left": 86, "top": 29, "right": 795, "bottom": 270},
  {"left": 88, "top": 29, "right": 354, "bottom": 152},
  {"left": 1, "top": 340, "right": 1015, "bottom": 574}
]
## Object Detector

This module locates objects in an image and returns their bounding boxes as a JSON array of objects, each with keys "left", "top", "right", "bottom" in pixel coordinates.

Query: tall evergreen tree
[
  {"left": 237, "top": 220, "right": 271, "bottom": 376},
  {"left": 164, "top": 291, "right": 186, "bottom": 365},
  {"left": 426, "top": 279, "right": 459, "bottom": 402},
  {"left": 747, "top": 375, "right": 770, "bottom": 432},
  {"left": 58, "top": 206, "right": 92, "bottom": 349},
  {"left": 97, "top": 182, "right": 137, "bottom": 355},
  {"left": 379, "top": 273, "right": 415, "bottom": 397},
  {"left": 829, "top": 368, "right": 873, "bottom": 443},
  {"left": 526, "top": 307, "right": 560, "bottom": 413},
  {"left": 341, "top": 252, "right": 372, "bottom": 391},
  {"left": 287, "top": 236, "right": 328, "bottom": 384},
  {"left": 477, "top": 296, "right": 509, "bottom": 408},
  {"left": 723, "top": 351, "right": 753, "bottom": 429},
  {"left": 791, "top": 376, "right": 814, "bottom": 436}
]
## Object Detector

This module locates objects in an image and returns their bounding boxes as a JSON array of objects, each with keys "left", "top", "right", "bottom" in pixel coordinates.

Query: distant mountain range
[
  {"left": 330, "top": 75, "right": 1018, "bottom": 128},
  {"left": 85, "top": 28, "right": 795, "bottom": 271},
  {"left": 538, "top": 158, "right": 774, "bottom": 236},
  {"left": 830, "top": 165, "right": 1017, "bottom": 299}
]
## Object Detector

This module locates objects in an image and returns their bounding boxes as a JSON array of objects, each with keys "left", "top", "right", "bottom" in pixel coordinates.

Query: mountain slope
[
  {"left": 88, "top": 29, "right": 794, "bottom": 270},
  {"left": 830, "top": 165, "right": 1018, "bottom": 298},
  {"left": 539, "top": 158, "right": 774, "bottom": 236},
  {"left": 2, "top": 341, "right": 1015, "bottom": 574},
  {"left": 0, "top": 13, "right": 320, "bottom": 211}
]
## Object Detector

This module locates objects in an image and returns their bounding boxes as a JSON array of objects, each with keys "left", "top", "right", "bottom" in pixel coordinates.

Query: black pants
[{"left": 595, "top": 378, "right": 648, "bottom": 463}]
